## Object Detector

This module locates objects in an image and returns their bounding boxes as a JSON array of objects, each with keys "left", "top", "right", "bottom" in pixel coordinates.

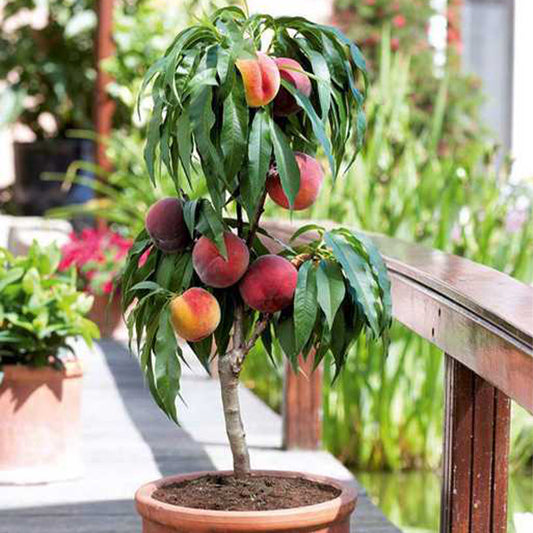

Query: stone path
[{"left": 0, "top": 339, "right": 399, "bottom": 532}]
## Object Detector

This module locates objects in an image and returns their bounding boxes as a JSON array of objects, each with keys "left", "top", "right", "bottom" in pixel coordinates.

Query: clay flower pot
[
  {"left": 0, "top": 360, "right": 83, "bottom": 485},
  {"left": 88, "top": 292, "right": 123, "bottom": 338},
  {"left": 135, "top": 470, "right": 357, "bottom": 533}
]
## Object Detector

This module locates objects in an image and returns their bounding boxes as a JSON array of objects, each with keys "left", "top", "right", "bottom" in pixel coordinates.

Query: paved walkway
[{"left": 0, "top": 339, "right": 399, "bottom": 532}]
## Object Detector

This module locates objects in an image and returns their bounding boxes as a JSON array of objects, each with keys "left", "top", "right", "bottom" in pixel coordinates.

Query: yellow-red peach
[
  {"left": 273, "top": 58, "right": 312, "bottom": 116},
  {"left": 145, "top": 197, "right": 190, "bottom": 253},
  {"left": 192, "top": 232, "right": 250, "bottom": 288},
  {"left": 169, "top": 288, "right": 220, "bottom": 342},
  {"left": 235, "top": 52, "right": 281, "bottom": 107},
  {"left": 267, "top": 152, "right": 324, "bottom": 210},
  {"left": 239, "top": 255, "right": 297, "bottom": 313}
]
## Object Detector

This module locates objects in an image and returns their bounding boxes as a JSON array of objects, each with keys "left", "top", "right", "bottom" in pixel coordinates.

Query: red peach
[
  {"left": 239, "top": 255, "right": 297, "bottom": 313},
  {"left": 267, "top": 152, "right": 324, "bottom": 210},
  {"left": 169, "top": 288, "right": 220, "bottom": 342},
  {"left": 235, "top": 52, "right": 281, "bottom": 107},
  {"left": 273, "top": 58, "right": 312, "bottom": 116},
  {"left": 192, "top": 232, "right": 250, "bottom": 288},
  {"left": 145, "top": 197, "right": 190, "bottom": 253}
]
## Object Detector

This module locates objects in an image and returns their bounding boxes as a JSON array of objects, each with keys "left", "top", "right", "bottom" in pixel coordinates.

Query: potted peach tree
[
  {"left": 122, "top": 6, "right": 391, "bottom": 532},
  {"left": 0, "top": 242, "right": 98, "bottom": 484}
]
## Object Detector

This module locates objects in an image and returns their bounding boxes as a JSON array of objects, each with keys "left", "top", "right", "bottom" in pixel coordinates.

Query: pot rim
[
  {"left": 1, "top": 359, "right": 83, "bottom": 382},
  {"left": 135, "top": 469, "right": 357, "bottom": 531}
]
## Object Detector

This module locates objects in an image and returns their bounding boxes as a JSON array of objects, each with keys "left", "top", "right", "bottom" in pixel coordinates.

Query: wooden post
[
  {"left": 282, "top": 353, "right": 322, "bottom": 450},
  {"left": 94, "top": 0, "right": 115, "bottom": 173},
  {"left": 440, "top": 355, "right": 511, "bottom": 533}
]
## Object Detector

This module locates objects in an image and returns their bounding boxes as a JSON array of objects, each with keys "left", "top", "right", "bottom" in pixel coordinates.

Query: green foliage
[
  {"left": 120, "top": 6, "right": 391, "bottom": 424},
  {"left": 0, "top": 242, "right": 99, "bottom": 367},
  {"left": 0, "top": 0, "right": 97, "bottom": 137}
]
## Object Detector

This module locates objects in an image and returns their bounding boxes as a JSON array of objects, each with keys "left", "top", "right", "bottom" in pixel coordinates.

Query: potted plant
[
  {"left": 122, "top": 6, "right": 391, "bottom": 532},
  {"left": 0, "top": 0, "right": 98, "bottom": 214},
  {"left": 59, "top": 227, "right": 132, "bottom": 337},
  {"left": 0, "top": 241, "right": 99, "bottom": 484}
]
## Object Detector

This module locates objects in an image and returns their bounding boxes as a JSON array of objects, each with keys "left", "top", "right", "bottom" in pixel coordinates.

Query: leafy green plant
[
  {"left": 121, "top": 5, "right": 391, "bottom": 476},
  {"left": 0, "top": 0, "right": 97, "bottom": 138},
  {"left": 0, "top": 242, "right": 99, "bottom": 369}
]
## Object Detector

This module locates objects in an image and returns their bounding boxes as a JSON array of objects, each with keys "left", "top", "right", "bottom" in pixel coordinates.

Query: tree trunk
[{"left": 218, "top": 350, "right": 250, "bottom": 476}]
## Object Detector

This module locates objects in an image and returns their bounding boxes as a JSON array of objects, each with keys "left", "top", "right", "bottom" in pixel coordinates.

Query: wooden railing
[{"left": 263, "top": 220, "right": 533, "bottom": 533}]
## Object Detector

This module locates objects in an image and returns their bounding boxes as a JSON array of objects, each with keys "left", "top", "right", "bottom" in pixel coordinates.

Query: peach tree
[{"left": 121, "top": 6, "right": 391, "bottom": 475}]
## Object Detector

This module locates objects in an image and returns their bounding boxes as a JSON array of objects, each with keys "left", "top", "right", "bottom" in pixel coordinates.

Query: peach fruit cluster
[{"left": 145, "top": 52, "right": 326, "bottom": 343}]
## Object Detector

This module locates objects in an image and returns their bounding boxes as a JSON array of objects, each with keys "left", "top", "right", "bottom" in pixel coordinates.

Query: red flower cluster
[{"left": 60, "top": 228, "right": 132, "bottom": 295}]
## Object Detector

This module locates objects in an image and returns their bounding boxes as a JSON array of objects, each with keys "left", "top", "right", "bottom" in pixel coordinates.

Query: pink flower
[
  {"left": 391, "top": 38, "right": 400, "bottom": 51},
  {"left": 102, "top": 280, "right": 114, "bottom": 294},
  {"left": 393, "top": 15, "right": 406, "bottom": 28}
]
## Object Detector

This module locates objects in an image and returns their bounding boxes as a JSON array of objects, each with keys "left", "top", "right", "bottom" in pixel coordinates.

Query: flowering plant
[{"left": 60, "top": 228, "right": 132, "bottom": 296}]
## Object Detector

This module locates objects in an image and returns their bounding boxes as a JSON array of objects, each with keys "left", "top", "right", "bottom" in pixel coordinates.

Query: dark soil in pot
[{"left": 153, "top": 474, "right": 341, "bottom": 511}]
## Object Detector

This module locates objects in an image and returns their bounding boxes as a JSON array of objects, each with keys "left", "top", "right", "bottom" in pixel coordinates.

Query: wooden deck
[{"left": 0, "top": 338, "right": 399, "bottom": 532}]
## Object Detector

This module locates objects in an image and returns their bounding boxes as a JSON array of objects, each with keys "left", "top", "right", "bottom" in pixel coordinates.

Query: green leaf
[
  {"left": 280, "top": 79, "right": 336, "bottom": 179},
  {"left": 303, "top": 46, "right": 332, "bottom": 120},
  {"left": 324, "top": 232, "right": 381, "bottom": 337},
  {"left": 269, "top": 118, "right": 300, "bottom": 209},
  {"left": 316, "top": 260, "right": 346, "bottom": 329},
  {"left": 129, "top": 281, "right": 162, "bottom": 292},
  {"left": 190, "top": 86, "right": 224, "bottom": 210},
  {"left": 144, "top": 99, "right": 163, "bottom": 184},
  {"left": 289, "top": 223, "right": 324, "bottom": 243},
  {"left": 183, "top": 199, "right": 198, "bottom": 239},
  {"left": 221, "top": 81, "right": 248, "bottom": 182},
  {"left": 176, "top": 109, "right": 193, "bottom": 185},
  {"left": 197, "top": 201, "right": 227, "bottom": 259},
  {"left": 242, "top": 109, "right": 272, "bottom": 217},
  {"left": 0, "top": 268, "right": 24, "bottom": 292},
  {"left": 294, "top": 261, "right": 318, "bottom": 353},
  {"left": 154, "top": 307, "right": 181, "bottom": 423},
  {"left": 275, "top": 314, "right": 298, "bottom": 367}
]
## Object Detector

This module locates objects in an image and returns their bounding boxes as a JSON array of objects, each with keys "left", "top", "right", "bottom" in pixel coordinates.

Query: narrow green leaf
[
  {"left": 289, "top": 223, "right": 324, "bottom": 243},
  {"left": 324, "top": 232, "right": 381, "bottom": 336},
  {"left": 221, "top": 81, "right": 248, "bottom": 182},
  {"left": 190, "top": 86, "right": 224, "bottom": 210},
  {"left": 243, "top": 110, "right": 272, "bottom": 217},
  {"left": 154, "top": 307, "right": 181, "bottom": 423},
  {"left": 269, "top": 118, "right": 300, "bottom": 209},
  {"left": 183, "top": 199, "right": 198, "bottom": 239},
  {"left": 280, "top": 79, "right": 336, "bottom": 179},
  {"left": 129, "top": 280, "right": 163, "bottom": 293},
  {"left": 176, "top": 109, "right": 193, "bottom": 185},
  {"left": 144, "top": 99, "right": 163, "bottom": 184},
  {"left": 275, "top": 314, "right": 298, "bottom": 367},
  {"left": 316, "top": 260, "right": 346, "bottom": 329},
  {"left": 294, "top": 261, "right": 318, "bottom": 353}
]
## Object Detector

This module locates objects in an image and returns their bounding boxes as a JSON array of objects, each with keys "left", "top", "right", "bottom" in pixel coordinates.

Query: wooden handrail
[
  {"left": 261, "top": 219, "right": 533, "bottom": 533},
  {"left": 263, "top": 219, "right": 533, "bottom": 413}
]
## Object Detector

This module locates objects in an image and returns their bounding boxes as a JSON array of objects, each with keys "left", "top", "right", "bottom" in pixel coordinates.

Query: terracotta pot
[
  {"left": 88, "top": 292, "right": 123, "bottom": 338},
  {"left": 0, "top": 360, "right": 83, "bottom": 485},
  {"left": 135, "top": 470, "right": 357, "bottom": 533}
]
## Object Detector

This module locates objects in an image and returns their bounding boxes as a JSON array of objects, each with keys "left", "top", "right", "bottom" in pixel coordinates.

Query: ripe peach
[
  {"left": 236, "top": 52, "right": 281, "bottom": 107},
  {"left": 267, "top": 152, "right": 324, "bottom": 210},
  {"left": 145, "top": 197, "right": 190, "bottom": 253},
  {"left": 273, "top": 58, "right": 312, "bottom": 116},
  {"left": 239, "top": 255, "right": 298, "bottom": 313},
  {"left": 169, "top": 288, "right": 221, "bottom": 342},
  {"left": 193, "top": 232, "right": 250, "bottom": 289}
]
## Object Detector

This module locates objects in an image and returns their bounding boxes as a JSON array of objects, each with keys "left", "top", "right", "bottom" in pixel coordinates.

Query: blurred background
[{"left": 0, "top": 1, "right": 531, "bottom": 532}]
